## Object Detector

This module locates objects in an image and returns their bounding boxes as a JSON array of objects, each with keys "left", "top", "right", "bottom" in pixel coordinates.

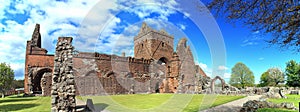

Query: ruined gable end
[
  {"left": 176, "top": 38, "right": 196, "bottom": 93},
  {"left": 31, "top": 24, "right": 41, "bottom": 48}
]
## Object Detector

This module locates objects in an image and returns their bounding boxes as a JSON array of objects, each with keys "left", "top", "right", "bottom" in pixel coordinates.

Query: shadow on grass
[
  {"left": 94, "top": 103, "right": 109, "bottom": 111},
  {"left": 0, "top": 98, "right": 36, "bottom": 103},
  {"left": 0, "top": 104, "right": 39, "bottom": 111},
  {"left": 7, "top": 95, "right": 35, "bottom": 98}
]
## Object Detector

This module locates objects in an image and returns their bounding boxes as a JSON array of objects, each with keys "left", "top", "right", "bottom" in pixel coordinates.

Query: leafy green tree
[
  {"left": 0, "top": 62, "right": 14, "bottom": 98},
  {"left": 259, "top": 71, "right": 270, "bottom": 87},
  {"left": 11, "top": 79, "right": 24, "bottom": 89},
  {"left": 229, "top": 62, "right": 255, "bottom": 88},
  {"left": 259, "top": 68, "right": 285, "bottom": 87},
  {"left": 285, "top": 60, "right": 300, "bottom": 87},
  {"left": 206, "top": 0, "right": 300, "bottom": 51},
  {"left": 267, "top": 67, "right": 285, "bottom": 86}
]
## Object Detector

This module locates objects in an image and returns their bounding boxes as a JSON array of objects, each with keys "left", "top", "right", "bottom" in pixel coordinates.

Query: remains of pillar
[
  {"left": 41, "top": 72, "right": 51, "bottom": 96},
  {"left": 27, "top": 65, "right": 33, "bottom": 94},
  {"left": 51, "top": 37, "right": 76, "bottom": 112},
  {"left": 176, "top": 74, "right": 184, "bottom": 93}
]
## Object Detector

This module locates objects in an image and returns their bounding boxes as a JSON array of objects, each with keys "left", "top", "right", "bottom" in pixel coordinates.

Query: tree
[
  {"left": 11, "top": 79, "right": 24, "bottom": 89},
  {"left": 267, "top": 67, "right": 285, "bottom": 86},
  {"left": 0, "top": 62, "right": 14, "bottom": 98},
  {"left": 259, "top": 71, "right": 270, "bottom": 87},
  {"left": 206, "top": 0, "right": 300, "bottom": 51},
  {"left": 229, "top": 62, "right": 255, "bottom": 88},
  {"left": 285, "top": 60, "right": 300, "bottom": 87}
]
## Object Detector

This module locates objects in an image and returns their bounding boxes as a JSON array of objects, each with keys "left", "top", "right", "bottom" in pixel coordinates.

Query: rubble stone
[{"left": 51, "top": 37, "right": 76, "bottom": 112}]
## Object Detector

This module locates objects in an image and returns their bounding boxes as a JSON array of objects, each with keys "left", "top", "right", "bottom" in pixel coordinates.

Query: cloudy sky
[{"left": 0, "top": 0, "right": 299, "bottom": 83}]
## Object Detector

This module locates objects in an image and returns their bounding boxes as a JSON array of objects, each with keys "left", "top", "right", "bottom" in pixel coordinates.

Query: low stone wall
[
  {"left": 290, "top": 90, "right": 299, "bottom": 95},
  {"left": 222, "top": 87, "right": 300, "bottom": 96},
  {"left": 240, "top": 100, "right": 298, "bottom": 112},
  {"left": 75, "top": 76, "right": 163, "bottom": 95}
]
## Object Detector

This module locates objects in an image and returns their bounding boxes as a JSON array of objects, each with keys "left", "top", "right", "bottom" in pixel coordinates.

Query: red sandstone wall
[
  {"left": 96, "top": 54, "right": 150, "bottom": 77},
  {"left": 135, "top": 39, "right": 173, "bottom": 61},
  {"left": 24, "top": 54, "right": 54, "bottom": 93},
  {"left": 73, "top": 53, "right": 151, "bottom": 77}
]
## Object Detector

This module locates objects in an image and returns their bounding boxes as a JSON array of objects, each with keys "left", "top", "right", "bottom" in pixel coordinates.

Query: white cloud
[
  {"left": 118, "top": 0, "right": 178, "bottom": 20},
  {"left": 0, "top": 0, "right": 102, "bottom": 79},
  {"left": 177, "top": 23, "right": 186, "bottom": 30},
  {"left": 241, "top": 42, "right": 258, "bottom": 47},
  {"left": 197, "top": 62, "right": 212, "bottom": 77},
  {"left": 183, "top": 12, "right": 190, "bottom": 18},
  {"left": 10, "top": 63, "right": 23, "bottom": 71},
  {"left": 258, "top": 57, "right": 264, "bottom": 61},
  {"left": 253, "top": 30, "right": 260, "bottom": 34},
  {"left": 224, "top": 73, "right": 231, "bottom": 79},
  {"left": 218, "top": 65, "right": 228, "bottom": 70},
  {"left": 0, "top": 0, "right": 184, "bottom": 79},
  {"left": 198, "top": 62, "right": 207, "bottom": 70},
  {"left": 241, "top": 30, "right": 263, "bottom": 47}
]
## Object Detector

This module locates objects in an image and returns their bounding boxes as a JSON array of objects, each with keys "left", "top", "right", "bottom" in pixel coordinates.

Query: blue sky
[{"left": 0, "top": 0, "right": 299, "bottom": 84}]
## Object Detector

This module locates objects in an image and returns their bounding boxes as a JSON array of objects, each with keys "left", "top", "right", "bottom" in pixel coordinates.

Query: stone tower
[
  {"left": 134, "top": 22, "right": 176, "bottom": 93},
  {"left": 24, "top": 24, "right": 54, "bottom": 95},
  {"left": 134, "top": 22, "right": 174, "bottom": 62}
]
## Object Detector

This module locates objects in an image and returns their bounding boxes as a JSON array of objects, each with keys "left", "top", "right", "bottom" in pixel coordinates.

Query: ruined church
[{"left": 24, "top": 23, "right": 208, "bottom": 96}]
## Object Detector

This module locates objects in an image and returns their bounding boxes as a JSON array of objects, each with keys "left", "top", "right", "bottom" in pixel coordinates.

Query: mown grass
[
  {"left": 81, "top": 94, "right": 245, "bottom": 112},
  {"left": 183, "top": 94, "right": 245, "bottom": 112},
  {"left": 257, "top": 94, "right": 300, "bottom": 112},
  {"left": 0, "top": 95, "right": 50, "bottom": 112},
  {"left": 0, "top": 94, "right": 244, "bottom": 112}
]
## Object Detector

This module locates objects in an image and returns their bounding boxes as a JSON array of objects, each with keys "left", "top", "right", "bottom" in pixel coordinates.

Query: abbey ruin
[{"left": 23, "top": 23, "right": 228, "bottom": 96}]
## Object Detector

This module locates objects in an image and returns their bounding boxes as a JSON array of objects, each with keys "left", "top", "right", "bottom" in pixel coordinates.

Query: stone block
[{"left": 86, "top": 99, "right": 95, "bottom": 112}]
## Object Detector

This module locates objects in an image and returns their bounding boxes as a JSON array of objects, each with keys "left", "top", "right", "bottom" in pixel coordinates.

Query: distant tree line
[
  {"left": 228, "top": 60, "right": 300, "bottom": 88},
  {"left": 258, "top": 60, "right": 300, "bottom": 87}
]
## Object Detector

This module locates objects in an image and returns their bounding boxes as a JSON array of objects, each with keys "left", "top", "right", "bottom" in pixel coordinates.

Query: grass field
[
  {"left": 0, "top": 95, "right": 50, "bottom": 112},
  {"left": 0, "top": 94, "right": 244, "bottom": 112},
  {"left": 80, "top": 94, "right": 245, "bottom": 111},
  {"left": 257, "top": 94, "right": 300, "bottom": 112}
]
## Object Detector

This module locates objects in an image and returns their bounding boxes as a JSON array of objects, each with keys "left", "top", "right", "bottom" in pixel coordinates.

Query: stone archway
[
  {"left": 157, "top": 57, "right": 172, "bottom": 93},
  {"left": 157, "top": 57, "right": 168, "bottom": 65},
  {"left": 210, "top": 76, "right": 225, "bottom": 93},
  {"left": 32, "top": 67, "right": 52, "bottom": 95}
]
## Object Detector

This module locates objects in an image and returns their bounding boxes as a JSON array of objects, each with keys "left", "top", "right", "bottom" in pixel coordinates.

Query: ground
[
  {"left": 0, "top": 95, "right": 50, "bottom": 112},
  {"left": 1, "top": 94, "right": 298, "bottom": 112},
  {"left": 80, "top": 94, "right": 244, "bottom": 111},
  {"left": 257, "top": 94, "right": 299, "bottom": 112},
  {"left": 202, "top": 95, "right": 262, "bottom": 112},
  {"left": 1, "top": 94, "right": 243, "bottom": 112}
]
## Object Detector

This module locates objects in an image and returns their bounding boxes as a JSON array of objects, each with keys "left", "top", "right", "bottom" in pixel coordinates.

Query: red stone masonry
[{"left": 24, "top": 23, "right": 208, "bottom": 95}]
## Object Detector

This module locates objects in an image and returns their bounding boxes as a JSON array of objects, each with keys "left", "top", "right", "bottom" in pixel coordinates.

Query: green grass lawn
[
  {"left": 0, "top": 94, "right": 244, "bottom": 112},
  {"left": 257, "top": 94, "right": 300, "bottom": 112},
  {"left": 0, "top": 95, "right": 50, "bottom": 112},
  {"left": 80, "top": 94, "right": 245, "bottom": 112}
]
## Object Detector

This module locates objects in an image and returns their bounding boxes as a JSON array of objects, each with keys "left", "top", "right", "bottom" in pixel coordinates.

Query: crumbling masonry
[
  {"left": 51, "top": 37, "right": 76, "bottom": 111},
  {"left": 24, "top": 23, "right": 209, "bottom": 96}
]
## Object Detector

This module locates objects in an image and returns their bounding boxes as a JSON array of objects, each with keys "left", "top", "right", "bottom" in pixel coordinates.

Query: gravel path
[{"left": 200, "top": 95, "right": 262, "bottom": 112}]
